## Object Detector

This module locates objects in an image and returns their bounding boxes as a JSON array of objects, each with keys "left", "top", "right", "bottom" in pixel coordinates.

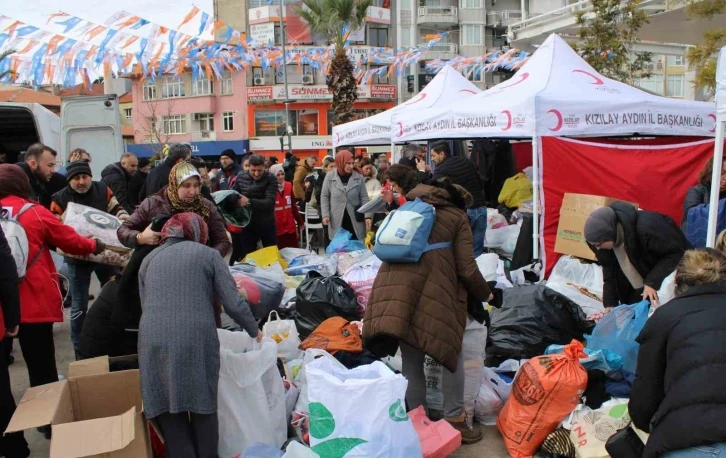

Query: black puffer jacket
[
  {"left": 101, "top": 162, "right": 133, "bottom": 213},
  {"left": 433, "top": 155, "right": 485, "bottom": 208},
  {"left": 142, "top": 157, "right": 175, "bottom": 199},
  {"left": 233, "top": 171, "right": 277, "bottom": 229},
  {"left": 593, "top": 203, "right": 689, "bottom": 307},
  {"left": 630, "top": 282, "right": 726, "bottom": 457}
]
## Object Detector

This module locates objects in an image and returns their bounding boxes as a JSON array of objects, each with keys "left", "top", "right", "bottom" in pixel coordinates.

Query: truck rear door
[{"left": 61, "top": 95, "right": 123, "bottom": 177}]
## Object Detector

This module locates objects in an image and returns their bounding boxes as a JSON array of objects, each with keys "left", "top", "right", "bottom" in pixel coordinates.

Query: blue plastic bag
[
  {"left": 241, "top": 442, "right": 284, "bottom": 458},
  {"left": 585, "top": 300, "right": 649, "bottom": 373},
  {"left": 545, "top": 344, "right": 624, "bottom": 374},
  {"left": 325, "top": 229, "right": 366, "bottom": 254}
]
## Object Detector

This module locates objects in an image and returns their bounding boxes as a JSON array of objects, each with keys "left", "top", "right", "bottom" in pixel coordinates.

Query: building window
[
  {"left": 142, "top": 81, "right": 156, "bottom": 100},
  {"left": 461, "top": 0, "right": 482, "bottom": 8},
  {"left": 221, "top": 71, "right": 233, "bottom": 95},
  {"left": 197, "top": 113, "right": 214, "bottom": 131},
  {"left": 461, "top": 25, "right": 483, "bottom": 46},
  {"left": 223, "top": 111, "right": 234, "bottom": 132},
  {"left": 636, "top": 74, "right": 664, "bottom": 95},
  {"left": 123, "top": 108, "right": 132, "bottom": 120},
  {"left": 255, "top": 109, "right": 319, "bottom": 136},
  {"left": 666, "top": 74, "right": 684, "bottom": 98},
  {"left": 275, "top": 64, "right": 314, "bottom": 85},
  {"left": 162, "top": 115, "right": 186, "bottom": 135},
  {"left": 401, "top": 27, "right": 411, "bottom": 48},
  {"left": 161, "top": 77, "right": 185, "bottom": 99},
  {"left": 192, "top": 77, "right": 214, "bottom": 96},
  {"left": 370, "top": 65, "right": 390, "bottom": 84},
  {"left": 369, "top": 27, "right": 389, "bottom": 47},
  {"left": 667, "top": 55, "right": 685, "bottom": 67}
]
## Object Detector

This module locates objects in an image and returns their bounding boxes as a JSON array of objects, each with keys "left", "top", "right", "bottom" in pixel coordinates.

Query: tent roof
[
  {"left": 717, "top": 46, "right": 726, "bottom": 123},
  {"left": 393, "top": 34, "right": 716, "bottom": 141},
  {"left": 332, "top": 65, "right": 480, "bottom": 147}
]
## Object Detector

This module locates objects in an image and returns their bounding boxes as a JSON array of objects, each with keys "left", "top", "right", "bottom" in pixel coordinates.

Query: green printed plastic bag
[{"left": 306, "top": 359, "right": 423, "bottom": 458}]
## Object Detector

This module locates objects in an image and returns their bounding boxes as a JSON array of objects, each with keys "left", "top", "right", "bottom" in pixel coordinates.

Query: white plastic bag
[
  {"left": 463, "top": 318, "right": 487, "bottom": 424},
  {"left": 335, "top": 250, "right": 373, "bottom": 276},
  {"left": 263, "top": 311, "right": 303, "bottom": 361},
  {"left": 306, "top": 359, "right": 423, "bottom": 458},
  {"left": 487, "top": 208, "right": 509, "bottom": 230},
  {"left": 285, "top": 254, "right": 338, "bottom": 277},
  {"left": 424, "top": 356, "right": 443, "bottom": 412},
  {"left": 294, "top": 349, "right": 348, "bottom": 413},
  {"left": 657, "top": 271, "right": 676, "bottom": 307},
  {"left": 474, "top": 367, "right": 513, "bottom": 425},
  {"left": 282, "top": 441, "right": 319, "bottom": 458},
  {"left": 547, "top": 256, "right": 605, "bottom": 317},
  {"left": 217, "top": 330, "right": 287, "bottom": 458},
  {"left": 476, "top": 253, "right": 499, "bottom": 282},
  {"left": 486, "top": 224, "right": 520, "bottom": 250},
  {"left": 280, "top": 247, "right": 313, "bottom": 263},
  {"left": 569, "top": 399, "right": 632, "bottom": 458},
  {"left": 342, "top": 255, "right": 382, "bottom": 315}
]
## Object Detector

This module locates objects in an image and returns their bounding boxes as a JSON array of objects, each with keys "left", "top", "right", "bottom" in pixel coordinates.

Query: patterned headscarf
[
  {"left": 167, "top": 161, "right": 211, "bottom": 219},
  {"left": 161, "top": 212, "right": 209, "bottom": 245},
  {"left": 0, "top": 164, "right": 30, "bottom": 199},
  {"left": 335, "top": 150, "right": 353, "bottom": 177}
]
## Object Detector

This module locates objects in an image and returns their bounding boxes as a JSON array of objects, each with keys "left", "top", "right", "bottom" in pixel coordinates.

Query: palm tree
[
  {"left": 295, "top": 0, "right": 373, "bottom": 126},
  {"left": 0, "top": 49, "right": 16, "bottom": 81}
]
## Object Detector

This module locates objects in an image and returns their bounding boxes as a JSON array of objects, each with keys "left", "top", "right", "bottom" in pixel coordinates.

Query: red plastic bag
[
  {"left": 497, "top": 340, "right": 587, "bottom": 458},
  {"left": 409, "top": 406, "right": 462, "bottom": 458}
]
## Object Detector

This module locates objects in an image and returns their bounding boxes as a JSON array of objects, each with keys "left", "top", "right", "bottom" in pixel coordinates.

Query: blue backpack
[{"left": 373, "top": 198, "right": 452, "bottom": 263}]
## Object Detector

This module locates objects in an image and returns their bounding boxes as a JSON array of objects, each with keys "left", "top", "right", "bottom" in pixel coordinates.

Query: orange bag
[
  {"left": 298, "top": 317, "right": 363, "bottom": 355},
  {"left": 497, "top": 340, "right": 588, "bottom": 458}
]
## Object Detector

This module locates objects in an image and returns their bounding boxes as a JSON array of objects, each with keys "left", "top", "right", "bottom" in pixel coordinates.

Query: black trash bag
[
  {"left": 294, "top": 271, "right": 359, "bottom": 339},
  {"left": 487, "top": 285, "right": 595, "bottom": 366}
]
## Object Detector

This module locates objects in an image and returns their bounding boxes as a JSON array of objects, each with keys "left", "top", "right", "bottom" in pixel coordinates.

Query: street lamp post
[{"left": 279, "top": 0, "right": 293, "bottom": 157}]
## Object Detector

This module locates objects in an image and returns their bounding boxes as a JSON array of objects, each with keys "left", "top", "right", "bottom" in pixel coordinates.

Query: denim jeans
[
  {"left": 467, "top": 207, "right": 487, "bottom": 258},
  {"left": 663, "top": 443, "right": 726, "bottom": 458},
  {"left": 67, "top": 262, "right": 116, "bottom": 350}
]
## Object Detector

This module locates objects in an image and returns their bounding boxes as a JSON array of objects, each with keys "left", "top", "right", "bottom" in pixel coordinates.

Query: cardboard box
[
  {"left": 554, "top": 194, "right": 638, "bottom": 261},
  {"left": 6, "top": 359, "right": 151, "bottom": 458}
]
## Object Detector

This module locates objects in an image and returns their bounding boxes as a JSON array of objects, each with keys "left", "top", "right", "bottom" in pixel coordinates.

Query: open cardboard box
[
  {"left": 554, "top": 193, "right": 638, "bottom": 261},
  {"left": 6, "top": 356, "right": 151, "bottom": 458}
]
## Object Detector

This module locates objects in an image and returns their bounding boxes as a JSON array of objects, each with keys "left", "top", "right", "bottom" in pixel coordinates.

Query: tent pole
[
  {"left": 706, "top": 122, "right": 725, "bottom": 248},
  {"left": 532, "top": 136, "right": 540, "bottom": 260}
]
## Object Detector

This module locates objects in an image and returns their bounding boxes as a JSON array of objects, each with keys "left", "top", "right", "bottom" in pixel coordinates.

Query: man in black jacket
[
  {"left": 232, "top": 154, "right": 278, "bottom": 263},
  {"left": 101, "top": 153, "right": 139, "bottom": 214},
  {"left": 128, "top": 158, "right": 150, "bottom": 208},
  {"left": 0, "top": 227, "right": 30, "bottom": 458},
  {"left": 141, "top": 143, "right": 191, "bottom": 198},
  {"left": 213, "top": 149, "right": 241, "bottom": 192},
  {"left": 430, "top": 140, "right": 487, "bottom": 257},
  {"left": 15, "top": 143, "right": 60, "bottom": 209}
]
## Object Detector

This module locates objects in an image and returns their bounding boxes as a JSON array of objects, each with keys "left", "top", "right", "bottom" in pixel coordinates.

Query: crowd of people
[{"left": 1, "top": 139, "right": 726, "bottom": 458}]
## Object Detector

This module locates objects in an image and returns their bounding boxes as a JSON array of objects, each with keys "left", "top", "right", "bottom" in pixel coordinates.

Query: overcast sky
[{"left": 4, "top": 0, "right": 215, "bottom": 36}]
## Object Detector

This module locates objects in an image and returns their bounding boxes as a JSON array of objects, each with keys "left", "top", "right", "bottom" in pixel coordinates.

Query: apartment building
[
  {"left": 126, "top": 72, "right": 250, "bottom": 158},
  {"left": 215, "top": 0, "right": 398, "bottom": 160}
]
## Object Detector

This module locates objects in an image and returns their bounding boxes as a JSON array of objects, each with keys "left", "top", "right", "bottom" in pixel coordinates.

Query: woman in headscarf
[
  {"left": 584, "top": 202, "right": 690, "bottom": 308},
  {"left": 138, "top": 213, "right": 261, "bottom": 458},
  {"left": 117, "top": 161, "right": 231, "bottom": 257},
  {"left": 320, "top": 150, "right": 372, "bottom": 241},
  {"left": 270, "top": 164, "right": 304, "bottom": 249},
  {"left": 0, "top": 164, "right": 103, "bottom": 430}
]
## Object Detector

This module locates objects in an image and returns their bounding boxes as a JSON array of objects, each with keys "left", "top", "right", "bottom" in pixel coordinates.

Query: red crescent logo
[
  {"left": 397, "top": 122, "right": 404, "bottom": 137},
  {"left": 547, "top": 109, "right": 563, "bottom": 132},
  {"left": 459, "top": 89, "right": 478, "bottom": 95},
  {"left": 573, "top": 69, "right": 604, "bottom": 86},
  {"left": 501, "top": 110, "right": 512, "bottom": 131},
  {"left": 406, "top": 93, "right": 427, "bottom": 105},
  {"left": 500, "top": 72, "right": 529, "bottom": 89},
  {"left": 709, "top": 114, "right": 717, "bottom": 133}
]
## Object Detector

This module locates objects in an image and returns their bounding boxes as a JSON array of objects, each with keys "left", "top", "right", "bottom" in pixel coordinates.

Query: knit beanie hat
[
  {"left": 172, "top": 161, "right": 201, "bottom": 186},
  {"left": 66, "top": 160, "right": 92, "bottom": 180},
  {"left": 220, "top": 149, "right": 237, "bottom": 161},
  {"left": 584, "top": 206, "right": 618, "bottom": 244}
]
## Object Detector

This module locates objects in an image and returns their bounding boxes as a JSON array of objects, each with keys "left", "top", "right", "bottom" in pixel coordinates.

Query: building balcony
[
  {"left": 418, "top": 6, "right": 458, "bottom": 26},
  {"left": 424, "top": 43, "right": 458, "bottom": 60},
  {"left": 486, "top": 10, "right": 522, "bottom": 29},
  {"left": 507, "top": 0, "right": 724, "bottom": 49},
  {"left": 190, "top": 130, "right": 218, "bottom": 142}
]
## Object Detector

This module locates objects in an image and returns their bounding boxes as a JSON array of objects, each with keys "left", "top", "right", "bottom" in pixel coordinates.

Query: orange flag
[{"left": 178, "top": 6, "right": 200, "bottom": 29}]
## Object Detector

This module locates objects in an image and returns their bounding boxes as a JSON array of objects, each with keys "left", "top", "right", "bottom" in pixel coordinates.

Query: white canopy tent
[
  {"left": 390, "top": 34, "right": 716, "bottom": 259},
  {"left": 331, "top": 65, "right": 480, "bottom": 148},
  {"left": 708, "top": 46, "right": 726, "bottom": 247}
]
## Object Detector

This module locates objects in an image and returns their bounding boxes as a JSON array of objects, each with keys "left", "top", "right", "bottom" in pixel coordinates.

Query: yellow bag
[
  {"left": 365, "top": 231, "right": 375, "bottom": 250},
  {"left": 498, "top": 173, "right": 533, "bottom": 208},
  {"left": 243, "top": 246, "right": 289, "bottom": 269}
]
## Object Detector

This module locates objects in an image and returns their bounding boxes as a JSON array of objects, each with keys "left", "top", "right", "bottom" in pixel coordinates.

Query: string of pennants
[{"left": 0, "top": 6, "right": 530, "bottom": 88}]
